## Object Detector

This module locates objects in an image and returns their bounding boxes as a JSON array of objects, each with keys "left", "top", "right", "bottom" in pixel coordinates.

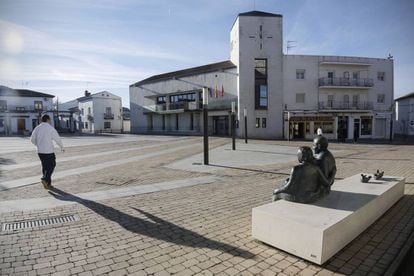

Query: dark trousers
[{"left": 38, "top": 153, "right": 56, "bottom": 184}]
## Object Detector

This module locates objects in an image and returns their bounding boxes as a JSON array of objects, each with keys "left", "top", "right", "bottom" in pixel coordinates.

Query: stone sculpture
[
  {"left": 374, "top": 170, "right": 384, "bottom": 180},
  {"left": 361, "top": 174, "right": 372, "bottom": 183},
  {"left": 272, "top": 135, "right": 336, "bottom": 203}
]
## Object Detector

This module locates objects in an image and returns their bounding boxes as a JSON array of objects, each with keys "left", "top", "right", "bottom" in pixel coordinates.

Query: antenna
[{"left": 286, "top": 40, "right": 297, "bottom": 54}]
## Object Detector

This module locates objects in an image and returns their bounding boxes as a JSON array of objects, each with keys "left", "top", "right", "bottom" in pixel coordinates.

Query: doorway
[
  {"left": 338, "top": 116, "right": 348, "bottom": 142},
  {"left": 353, "top": 118, "right": 360, "bottom": 142},
  {"left": 292, "top": 122, "right": 305, "bottom": 139},
  {"left": 213, "top": 116, "right": 229, "bottom": 136},
  {"left": 17, "top": 118, "right": 26, "bottom": 134}
]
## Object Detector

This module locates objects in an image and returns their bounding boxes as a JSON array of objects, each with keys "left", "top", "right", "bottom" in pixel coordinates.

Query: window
[
  {"left": 259, "top": 85, "right": 268, "bottom": 107},
  {"left": 296, "top": 93, "right": 305, "bottom": 103},
  {"left": 262, "top": 118, "right": 267, "bottom": 128},
  {"left": 361, "top": 116, "right": 372, "bottom": 135},
  {"left": 327, "top": 72, "right": 334, "bottom": 78},
  {"left": 105, "top": 107, "right": 111, "bottom": 114},
  {"left": 343, "top": 71, "right": 350, "bottom": 79},
  {"left": 377, "top": 94, "right": 385, "bottom": 103},
  {"left": 352, "top": 72, "right": 359, "bottom": 79},
  {"left": 314, "top": 122, "right": 334, "bottom": 134},
  {"left": 104, "top": 122, "right": 111, "bottom": 129},
  {"left": 85, "top": 122, "right": 88, "bottom": 129},
  {"left": 255, "top": 59, "right": 268, "bottom": 109},
  {"left": 328, "top": 95, "right": 334, "bottom": 107},
  {"left": 34, "top": 101, "right": 43, "bottom": 111},
  {"left": 352, "top": 95, "right": 359, "bottom": 107},
  {"left": 296, "top": 69, "right": 305, "bottom": 79},
  {"left": 256, "top": 118, "right": 260, "bottom": 128},
  {"left": 343, "top": 95, "right": 349, "bottom": 102},
  {"left": 157, "top": 96, "right": 166, "bottom": 104},
  {"left": 0, "top": 119, "right": 4, "bottom": 127},
  {"left": 88, "top": 107, "right": 91, "bottom": 115},
  {"left": 81, "top": 108, "right": 84, "bottom": 115},
  {"left": 377, "top": 72, "right": 385, "bottom": 81},
  {"left": 0, "top": 100, "right": 7, "bottom": 110},
  {"left": 169, "top": 92, "right": 196, "bottom": 103}
]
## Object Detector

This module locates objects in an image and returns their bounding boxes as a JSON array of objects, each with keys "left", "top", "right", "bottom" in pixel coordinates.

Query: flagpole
[{"left": 231, "top": 102, "right": 236, "bottom": 150}]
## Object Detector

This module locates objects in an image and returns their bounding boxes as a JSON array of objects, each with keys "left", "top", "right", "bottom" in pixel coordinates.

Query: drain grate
[{"left": 1, "top": 214, "right": 80, "bottom": 231}]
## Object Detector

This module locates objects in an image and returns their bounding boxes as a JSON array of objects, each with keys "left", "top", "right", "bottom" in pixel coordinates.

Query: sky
[{"left": 1, "top": 0, "right": 413, "bottom": 106}]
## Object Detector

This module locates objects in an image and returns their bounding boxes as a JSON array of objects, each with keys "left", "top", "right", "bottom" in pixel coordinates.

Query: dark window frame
[{"left": 255, "top": 58, "right": 268, "bottom": 110}]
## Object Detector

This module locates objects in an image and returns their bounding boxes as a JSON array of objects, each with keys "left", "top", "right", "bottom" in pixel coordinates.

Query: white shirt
[{"left": 30, "top": 122, "right": 64, "bottom": 154}]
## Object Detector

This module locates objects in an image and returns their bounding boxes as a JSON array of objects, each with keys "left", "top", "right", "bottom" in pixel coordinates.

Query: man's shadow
[{"left": 49, "top": 187, "right": 254, "bottom": 258}]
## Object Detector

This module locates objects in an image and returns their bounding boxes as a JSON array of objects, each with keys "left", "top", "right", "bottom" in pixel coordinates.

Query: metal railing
[
  {"left": 319, "top": 77, "right": 374, "bottom": 87},
  {"left": 0, "top": 105, "right": 49, "bottom": 112},
  {"left": 103, "top": 113, "right": 114, "bottom": 119},
  {"left": 318, "top": 101, "right": 373, "bottom": 110}
]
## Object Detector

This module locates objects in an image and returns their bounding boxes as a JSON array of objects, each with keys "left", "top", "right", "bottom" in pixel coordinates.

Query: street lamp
[
  {"left": 231, "top": 101, "right": 236, "bottom": 150},
  {"left": 203, "top": 87, "right": 209, "bottom": 165},
  {"left": 244, "top": 107, "right": 248, "bottom": 144}
]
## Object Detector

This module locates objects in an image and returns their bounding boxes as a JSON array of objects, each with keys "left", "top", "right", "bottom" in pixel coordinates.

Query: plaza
[{"left": 1, "top": 134, "right": 414, "bottom": 275}]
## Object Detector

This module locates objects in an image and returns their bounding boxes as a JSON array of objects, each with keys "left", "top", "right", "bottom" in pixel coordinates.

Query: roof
[
  {"left": 77, "top": 91, "right": 121, "bottom": 102},
  {"left": 0, "top": 85, "right": 55, "bottom": 98},
  {"left": 238, "top": 11, "right": 282, "bottom": 18},
  {"left": 131, "top": 60, "right": 236, "bottom": 87},
  {"left": 395, "top": 92, "right": 414, "bottom": 101}
]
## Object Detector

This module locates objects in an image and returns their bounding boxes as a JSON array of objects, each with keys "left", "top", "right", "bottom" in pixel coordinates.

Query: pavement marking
[
  {"left": 0, "top": 176, "right": 220, "bottom": 213},
  {"left": 1, "top": 138, "right": 196, "bottom": 171},
  {"left": 0, "top": 143, "right": 202, "bottom": 191}
]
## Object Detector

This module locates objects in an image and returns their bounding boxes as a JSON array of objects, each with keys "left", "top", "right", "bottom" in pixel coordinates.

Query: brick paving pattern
[{"left": 0, "top": 135, "right": 413, "bottom": 275}]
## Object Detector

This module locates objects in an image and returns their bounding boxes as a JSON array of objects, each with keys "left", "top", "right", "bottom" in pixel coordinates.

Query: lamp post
[
  {"left": 203, "top": 87, "right": 209, "bottom": 165},
  {"left": 231, "top": 102, "right": 236, "bottom": 150},
  {"left": 244, "top": 107, "right": 248, "bottom": 144}
]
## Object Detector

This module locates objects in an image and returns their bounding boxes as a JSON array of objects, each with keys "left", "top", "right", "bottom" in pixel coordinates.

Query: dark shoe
[{"left": 42, "top": 180, "right": 51, "bottom": 189}]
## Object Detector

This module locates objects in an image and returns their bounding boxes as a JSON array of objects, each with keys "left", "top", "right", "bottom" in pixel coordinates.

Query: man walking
[{"left": 30, "top": 114, "right": 64, "bottom": 189}]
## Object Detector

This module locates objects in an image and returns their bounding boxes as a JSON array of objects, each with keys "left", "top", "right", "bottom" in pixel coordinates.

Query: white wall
[
  {"left": 235, "top": 15, "right": 284, "bottom": 139},
  {"left": 130, "top": 68, "right": 237, "bottom": 134}
]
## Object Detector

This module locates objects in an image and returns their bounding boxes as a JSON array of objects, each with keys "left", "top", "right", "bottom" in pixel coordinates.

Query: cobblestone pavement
[{"left": 1, "top": 135, "right": 414, "bottom": 276}]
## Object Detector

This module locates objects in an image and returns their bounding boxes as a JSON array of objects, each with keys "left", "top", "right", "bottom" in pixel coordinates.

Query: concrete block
[{"left": 252, "top": 174, "right": 405, "bottom": 264}]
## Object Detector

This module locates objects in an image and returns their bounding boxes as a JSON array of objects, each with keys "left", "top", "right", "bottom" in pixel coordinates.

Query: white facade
[
  {"left": 0, "top": 86, "right": 55, "bottom": 135},
  {"left": 395, "top": 93, "right": 414, "bottom": 136},
  {"left": 77, "top": 91, "right": 123, "bottom": 133},
  {"left": 129, "top": 11, "right": 394, "bottom": 141}
]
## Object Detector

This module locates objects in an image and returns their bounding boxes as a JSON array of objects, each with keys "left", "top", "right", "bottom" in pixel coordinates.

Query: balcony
[
  {"left": 144, "top": 102, "right": 200, "bottom": 114},
  {"left": 319, "top": 77, "right": 374, "bottom": 88},
  {"left": 104, "top": 113, "right": 114, "bottom": 119},
  {"left": 0, "top": 105, "right": 46, "bottom": 113},
  {"left": 319, "top": 101, "right": 373, "bottom": 111}
]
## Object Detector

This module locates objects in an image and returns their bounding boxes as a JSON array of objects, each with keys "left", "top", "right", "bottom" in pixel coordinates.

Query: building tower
[{"left": 230, "top": 11, "right": 284, "bottom": 139}]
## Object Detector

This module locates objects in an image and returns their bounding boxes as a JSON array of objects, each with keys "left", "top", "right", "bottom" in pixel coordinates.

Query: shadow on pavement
[
  {"left": 48, "top": 187, "right": 254, "bottom": 259},
  {"left": 208, "top": 164, "right": 290, "bottom": 176},
  {"left": 0, "top": 157, "right": 16, "bottom": 177}
]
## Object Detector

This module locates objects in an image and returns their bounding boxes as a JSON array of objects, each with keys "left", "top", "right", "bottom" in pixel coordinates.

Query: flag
[
  {"left": 221, "top": 84, "right": 224, "bottom": 97},
  {"left": 215, "top": 84, "right": 218, "bottom": 98}
]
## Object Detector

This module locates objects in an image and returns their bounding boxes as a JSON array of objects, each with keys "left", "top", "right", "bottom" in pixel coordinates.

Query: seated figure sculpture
[
  {"left": 272, "top": 146, "right": 331, "bottom": 203},
  {"left": 313, "top": 135, "right": 337, "bottom": 194}
]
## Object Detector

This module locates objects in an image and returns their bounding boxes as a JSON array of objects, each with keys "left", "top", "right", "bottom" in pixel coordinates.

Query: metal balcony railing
[
  {"left": 104, "top": 113, "right": 114, "bottom": 119},
  {"left": 0, "top": 105, "right": 46, "bottom": 112},
  {"left": 318, "top": 77, "right": 374, "bottom": 88},
  {"left": 318, "top": 101, "right": 373, "bottom": 110}
]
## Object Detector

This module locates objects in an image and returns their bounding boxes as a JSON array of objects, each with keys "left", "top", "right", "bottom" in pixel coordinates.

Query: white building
[
  {"left": 395, "top": 92, "right": 414, "bottom": 137},
  {"left": 130, "top": 11, "right": 394, "bottom": 141},
  {"left": 0, "top": 86, "right": 55, "bottom": 135},
  {"left": 61, "top": 91, "right": 123, "bottom": 133}
]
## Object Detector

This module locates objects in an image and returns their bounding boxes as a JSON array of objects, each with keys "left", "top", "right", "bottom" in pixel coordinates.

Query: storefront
[{"left": 285, "top": 113, "right": 336, "bottom": 140}]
